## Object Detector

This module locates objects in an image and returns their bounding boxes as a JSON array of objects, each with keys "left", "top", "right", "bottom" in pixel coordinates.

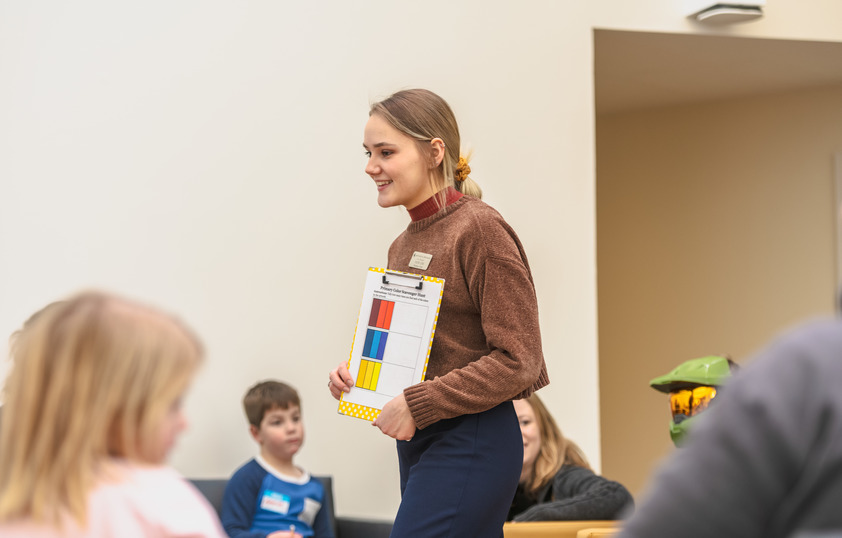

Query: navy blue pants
[{"left": 390, "top": 401, "right": 522, "bottom": 537}]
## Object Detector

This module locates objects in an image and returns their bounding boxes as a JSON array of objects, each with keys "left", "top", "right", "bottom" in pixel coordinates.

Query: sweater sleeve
[
  {"left": 396, "top": 200, "right": 548, "bottom": 429},
  {"left": 404, "top": 254, "right": 547, "bottom": 429},
  {"left": 512, "top": 466, "right": 634, "bottom": 522},
  {"left": 221, "top": 462, "right": 267, "bottom": 538}
]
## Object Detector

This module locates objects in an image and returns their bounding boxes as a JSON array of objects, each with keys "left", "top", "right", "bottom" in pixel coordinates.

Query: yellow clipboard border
[{"left": 338, "top": 267, "right": 444, "bottom": 421}]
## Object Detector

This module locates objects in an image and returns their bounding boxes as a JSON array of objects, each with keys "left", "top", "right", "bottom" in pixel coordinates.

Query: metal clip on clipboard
[{"left": 382, "top": 270, "right": 423, "bottom": 290}]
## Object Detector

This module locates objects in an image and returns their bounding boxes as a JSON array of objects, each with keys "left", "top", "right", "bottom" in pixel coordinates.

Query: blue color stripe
[
  {"left": 370, "top": 331, "right": 381, "bottom": 359},
  {"left": 363, "top": 329, "right": 374, "bottom": 358},
  {"left": 376, "top": 332, "right": 388, "bottom": 360}
]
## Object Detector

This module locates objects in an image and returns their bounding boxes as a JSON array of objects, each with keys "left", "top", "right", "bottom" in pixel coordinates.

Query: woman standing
[{"left": 329, "top": 88, "right": 548, "bottom": 537}]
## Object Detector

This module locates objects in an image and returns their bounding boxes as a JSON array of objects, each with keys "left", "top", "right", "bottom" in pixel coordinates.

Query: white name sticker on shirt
[
  {"left": 300, "top": 497, "right": 322, "bottom": 526},
  {"left": 260, "top": 490, "right": 291, "bottom": 515},
  {"left": 408, "top": 251, "right": 433, "bottom": 271}
]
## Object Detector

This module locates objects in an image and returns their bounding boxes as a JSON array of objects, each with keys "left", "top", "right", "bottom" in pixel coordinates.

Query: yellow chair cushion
[
  {"left": 503, "top": 520, "right": 618, "bottom": 538},
  {"left": 577, "top": 527, "right": 621, "bottom": 538}
]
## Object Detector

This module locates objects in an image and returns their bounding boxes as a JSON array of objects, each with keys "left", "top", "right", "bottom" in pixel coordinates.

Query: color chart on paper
[{"left": 338, "top": 267, "right": 445, "bottom": 422}]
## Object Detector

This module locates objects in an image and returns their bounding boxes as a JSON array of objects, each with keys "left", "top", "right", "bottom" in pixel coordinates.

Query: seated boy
[{"left": 222, "top": 380, "right": 334, "bottom": 538}]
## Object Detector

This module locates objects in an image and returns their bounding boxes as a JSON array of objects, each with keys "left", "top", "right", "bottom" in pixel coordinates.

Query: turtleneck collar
[{"left": 407, "top": 187, "right": 463, "bottom": 222}]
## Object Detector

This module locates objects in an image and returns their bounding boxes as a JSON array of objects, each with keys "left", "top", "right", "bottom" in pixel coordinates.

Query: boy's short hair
[{"left": 243, "top": 380, "right": 301, "bottom": 427}]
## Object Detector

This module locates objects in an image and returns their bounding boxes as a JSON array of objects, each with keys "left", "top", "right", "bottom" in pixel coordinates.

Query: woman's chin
[{"left": 377, "top": 194, "right": 398, "bottom": 208}]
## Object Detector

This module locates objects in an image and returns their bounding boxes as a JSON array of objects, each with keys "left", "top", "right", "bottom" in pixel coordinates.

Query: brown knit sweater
[{"left": 389, "top": 194, "right": 549, "bottom": 430}]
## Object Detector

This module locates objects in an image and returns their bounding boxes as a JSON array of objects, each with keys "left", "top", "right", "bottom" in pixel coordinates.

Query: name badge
[
  {"left": 408, "top": 251, "right": 433, "bottom": 271},
  {"left": 260, "top": 490, "right": 290, "bottom": 514}
]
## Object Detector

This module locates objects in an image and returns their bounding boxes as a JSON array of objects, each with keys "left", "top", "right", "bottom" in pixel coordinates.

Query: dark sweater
[
  {"left": 388, "top": 192, "right": 549, "bottom": 429},
  {"left": 509, "top": 465, "right": 634, "bottom": 522}
]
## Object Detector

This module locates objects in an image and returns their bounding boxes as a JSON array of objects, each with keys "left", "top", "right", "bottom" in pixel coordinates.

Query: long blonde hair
[
  {"left": 523, "top": 394, "right": 591, "bottom": 495},
  {"left": 0, "top": 291, "right": 203, "bottom": 527},
  {"left": 370, "top": 88, "right": 482, "bottom": 207}
]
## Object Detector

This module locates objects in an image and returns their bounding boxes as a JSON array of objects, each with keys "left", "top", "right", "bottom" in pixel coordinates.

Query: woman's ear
[{"left": 429, "top": 138, "right": 446, "bottom": 168}]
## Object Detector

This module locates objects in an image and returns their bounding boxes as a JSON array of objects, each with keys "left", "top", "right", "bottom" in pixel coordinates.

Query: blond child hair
[{"left": 0, "top": 291, "right": 203, "bottom": 527}]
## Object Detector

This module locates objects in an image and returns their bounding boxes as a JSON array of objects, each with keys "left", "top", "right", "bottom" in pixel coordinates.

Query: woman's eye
[
  {"left": 364, "top": 151, "right": 371, "bottom": 158},
  {"left": 381, "top": 150, "right": 392, "bottom": 157}
]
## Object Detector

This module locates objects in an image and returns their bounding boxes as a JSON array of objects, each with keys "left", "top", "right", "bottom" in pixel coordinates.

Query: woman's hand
[
  {"left": 372, "top": 393, "right": 416, "bottom": 440},
  {"left": 328, "top": 361, "right": 354, "bottom": 400}
]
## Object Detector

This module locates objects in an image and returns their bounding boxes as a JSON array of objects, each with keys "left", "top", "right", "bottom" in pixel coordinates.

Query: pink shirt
[{"left": 0, "top": 462, "right": 225, "bottom": 537}]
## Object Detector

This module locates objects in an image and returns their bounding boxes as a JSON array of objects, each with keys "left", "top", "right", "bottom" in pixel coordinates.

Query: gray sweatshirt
[{"left": 620, "top": 319, "right": 842, "bottom": 538}]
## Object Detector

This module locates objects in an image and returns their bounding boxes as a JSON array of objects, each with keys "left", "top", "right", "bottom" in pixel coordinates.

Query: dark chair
[{"left": 189, "top": 476, "right": 392, "bottom": 538}]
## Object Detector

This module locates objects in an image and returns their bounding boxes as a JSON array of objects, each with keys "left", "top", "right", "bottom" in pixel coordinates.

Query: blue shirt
[{"left": 221, "top": 457, "right": 333, "bottom": 538}]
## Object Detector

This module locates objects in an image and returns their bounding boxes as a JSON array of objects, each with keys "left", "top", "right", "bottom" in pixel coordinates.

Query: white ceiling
[{"left": 594, "top": 29, "right": 842, "bottom": 114}]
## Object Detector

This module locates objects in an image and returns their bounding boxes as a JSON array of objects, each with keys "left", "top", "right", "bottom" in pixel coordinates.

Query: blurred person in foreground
[
  {"left": 0, "top": 291, "right": 224, "bottom": 537},
  {"left": 620, "top": 318, "right": 842, "bottom": 538}
]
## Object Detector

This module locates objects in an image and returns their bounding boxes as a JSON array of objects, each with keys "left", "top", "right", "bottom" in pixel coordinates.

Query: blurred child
[
  {"left": 0, "top": 291, "right": 225, "bottom": 537},
  {"left": 222, "top": 381, "right": 333, "bottom": 538}
]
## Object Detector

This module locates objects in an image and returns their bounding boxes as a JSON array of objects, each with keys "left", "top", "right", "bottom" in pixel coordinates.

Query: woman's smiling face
[
  {"left": 514, "top": 398, "right": 542, "bottom": 483},
  {"left": 363, "top": 113, "right": 436, "bottom": 210}
]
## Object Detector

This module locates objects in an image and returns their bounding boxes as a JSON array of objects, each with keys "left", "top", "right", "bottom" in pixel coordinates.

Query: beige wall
[
  {"left": 1, "top": 0, "right": 842, "bottom": 521},
  {"left": 0, "top": 1, "right": 599, "bottom": 521},
  {"left": 597, "top": 85, "right": 842, "bottom": 497}
]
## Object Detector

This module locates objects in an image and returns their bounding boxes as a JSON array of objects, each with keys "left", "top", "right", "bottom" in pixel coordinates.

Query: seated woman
[{"left": 508, "top": 394, "right": 634, "bottom": 522}]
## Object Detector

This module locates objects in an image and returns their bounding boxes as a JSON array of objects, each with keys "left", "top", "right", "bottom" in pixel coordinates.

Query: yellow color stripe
[
  {"left": 358, "top": 360, "right": 369, "bottom": 389},
  {"left": 370, "top": 361, "right": 381, "bottom": 391},
  {"left": 363, "top": 360, "right": 375, "bottom": 389}
]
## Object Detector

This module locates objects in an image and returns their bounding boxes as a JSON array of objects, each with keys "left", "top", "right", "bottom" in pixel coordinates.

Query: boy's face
[{"left": 250, "top": 404, "right": 304, "bottom": 464}]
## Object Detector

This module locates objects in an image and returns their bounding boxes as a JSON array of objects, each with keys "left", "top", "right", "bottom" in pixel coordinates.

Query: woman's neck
[{"left": 407, "top": 186, "right": 463, "bottom": 221}]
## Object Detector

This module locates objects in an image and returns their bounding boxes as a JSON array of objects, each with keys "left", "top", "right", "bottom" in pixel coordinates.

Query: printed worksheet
[{"left": 338, "top": 267, "right": 445, "bottom": 421}]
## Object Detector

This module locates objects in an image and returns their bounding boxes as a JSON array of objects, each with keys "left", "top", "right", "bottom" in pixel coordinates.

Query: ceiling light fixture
[{"left": 685, "top": 1, "right": 765, "bottom": 24}]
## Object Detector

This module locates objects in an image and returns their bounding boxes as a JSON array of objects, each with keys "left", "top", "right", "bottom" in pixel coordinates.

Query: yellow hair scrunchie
[{"left": 455, "top": 156, "right": 471, "bottom": 182}]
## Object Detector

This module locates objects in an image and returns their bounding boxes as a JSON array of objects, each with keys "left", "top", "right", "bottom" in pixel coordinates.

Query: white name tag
[
  {"left": 260, "top": 490, "right": 290, "bottom": 514},
  {"left": 408, "top": 251, "right": 433, "bottom": 271},
  {"left": 300, "top": 497, "right": 322, "bottom": 526}
]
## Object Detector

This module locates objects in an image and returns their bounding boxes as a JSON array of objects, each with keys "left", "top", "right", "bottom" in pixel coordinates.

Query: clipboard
[{"left": 338, "top": 267, "right": 445, "bottom": 421}]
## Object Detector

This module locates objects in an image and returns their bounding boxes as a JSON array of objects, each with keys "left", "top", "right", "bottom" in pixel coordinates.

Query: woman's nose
[{"left": 365, "top": 157, "right": 378, "bottom": 176}]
